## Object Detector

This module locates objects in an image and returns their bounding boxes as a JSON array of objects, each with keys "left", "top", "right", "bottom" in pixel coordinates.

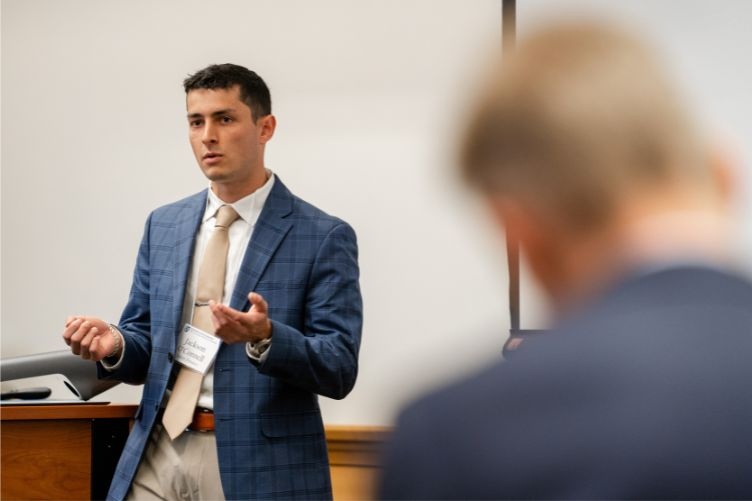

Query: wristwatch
[{"left": 246, "top": 337, "right": 272, "bottom": 360}]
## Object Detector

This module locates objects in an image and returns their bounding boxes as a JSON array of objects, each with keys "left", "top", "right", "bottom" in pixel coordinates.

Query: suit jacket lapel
[
  {"left": 230, "top": 178, "right": 294, "bottom": 310},
  {"left": 171, "top": 191, "right": 207, "bottom": 336}
]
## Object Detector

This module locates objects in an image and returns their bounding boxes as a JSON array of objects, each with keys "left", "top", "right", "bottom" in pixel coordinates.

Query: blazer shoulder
[
  {"left": 278, "top": 182, "right": 353, "bottom": 236},
  {"left": 293, "top": 197, "right": 348, "bottom": 229},
  {"left": 148, "top": 190, "right": 207, "bottom": 224}
]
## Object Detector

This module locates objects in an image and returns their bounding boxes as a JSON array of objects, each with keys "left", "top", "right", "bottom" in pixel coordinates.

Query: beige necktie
[{"left": 162, "top": 204, "right": 240, "bottom": 439}]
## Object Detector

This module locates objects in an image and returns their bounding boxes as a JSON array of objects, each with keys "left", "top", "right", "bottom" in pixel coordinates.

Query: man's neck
[
  {"left": 551, "top": 195, "right": 734, "bottom": 312},
  {"left": 211, "top": 169, "right": 269, "bottom": 204},
  {"left": 618, "top": 209, "right": 734, "bottom": 267}
]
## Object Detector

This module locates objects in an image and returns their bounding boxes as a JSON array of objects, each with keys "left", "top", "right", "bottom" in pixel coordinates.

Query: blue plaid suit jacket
[{"left": 99, "top": 178, "right": 362, "bottom": 500}]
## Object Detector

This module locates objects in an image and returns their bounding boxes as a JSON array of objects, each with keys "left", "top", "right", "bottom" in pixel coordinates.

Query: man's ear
[
  {"left": 707, "top": 142, "right": 738, "bottom": 208},
  {"left": 486, "top": 194, "right": 563, "bottom": 298},
  {"left": 486, "top": 195, "right": 541, "bottom": 250},
  {"left": 258, "top": 115, "right": 276, "bottom": 144}
]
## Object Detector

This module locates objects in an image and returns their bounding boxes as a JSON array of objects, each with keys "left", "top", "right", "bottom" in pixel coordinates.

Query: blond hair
[{"left": 461, "top": 22, "right": 709, "bottom": 231}]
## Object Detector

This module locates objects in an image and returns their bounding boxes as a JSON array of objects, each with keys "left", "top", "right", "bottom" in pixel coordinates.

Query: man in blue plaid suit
[{"left": 63, "top": 64, "right": 362, "bottom": 500}]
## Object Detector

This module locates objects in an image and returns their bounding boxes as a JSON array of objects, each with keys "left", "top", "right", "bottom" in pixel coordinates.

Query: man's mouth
[{"left": 203, "top": 152, "right": 223, "bottom": 164}]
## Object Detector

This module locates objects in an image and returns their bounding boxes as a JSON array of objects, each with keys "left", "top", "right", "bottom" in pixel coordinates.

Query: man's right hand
[{"left": 62, "top": 316, "right": 120, "bottom": 361}]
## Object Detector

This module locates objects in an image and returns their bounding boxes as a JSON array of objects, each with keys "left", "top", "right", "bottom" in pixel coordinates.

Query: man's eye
[
  {"left": 190, "top": 120, "right": 203, "bottom": 127},
  {"left": 221, "top": 116, "right": 233, "bottom": 124}
]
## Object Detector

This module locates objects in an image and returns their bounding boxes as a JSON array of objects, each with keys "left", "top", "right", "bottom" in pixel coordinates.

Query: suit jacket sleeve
[
  {"left": 256, "top": 221, "right": 362, "bottom": 400},
  {"left": 97, "top": 213, "right": 154, "bottom": 384}
]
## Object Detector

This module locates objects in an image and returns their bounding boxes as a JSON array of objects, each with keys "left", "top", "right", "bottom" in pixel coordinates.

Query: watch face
[
  {"left": 246, "top": 338, "right": 271, "bottom": 359},
  {"left": 257, "top": 338, "right": 271, "bottom": 354}
]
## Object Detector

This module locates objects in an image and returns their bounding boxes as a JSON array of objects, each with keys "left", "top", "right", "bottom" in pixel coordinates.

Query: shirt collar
[{"left": 204, "top": 170, "right": 276, "bottom": 226}]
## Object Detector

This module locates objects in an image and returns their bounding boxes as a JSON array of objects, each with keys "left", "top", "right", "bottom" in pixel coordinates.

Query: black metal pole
[{"left": 502, "top": 0, "right": 520, "bottom": 335}]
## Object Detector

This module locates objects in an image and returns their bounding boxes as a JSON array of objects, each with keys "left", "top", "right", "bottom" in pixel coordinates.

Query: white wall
[
  {"left": 2, "top": 0, "right": 751, "bottom": 425},
  {"left": 1, "top": 0, "right": 507, "bottom": 425}
]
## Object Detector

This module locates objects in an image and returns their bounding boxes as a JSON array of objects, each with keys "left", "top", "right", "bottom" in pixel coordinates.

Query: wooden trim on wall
[
  {"left": 326, "top": 424, "right": 391, "bottom": 466},
  {"left": 326, "top": 425, "right": 391, "bottom": 500}
]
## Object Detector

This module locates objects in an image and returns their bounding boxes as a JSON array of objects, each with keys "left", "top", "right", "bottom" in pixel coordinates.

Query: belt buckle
[{"left": 190, "top": 407, "right": 215, "bottom": 432}]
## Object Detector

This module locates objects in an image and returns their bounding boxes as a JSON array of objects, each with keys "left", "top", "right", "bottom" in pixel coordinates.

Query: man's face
[{"left": 186, "top": 85, "right": 272, "bottom": 189}]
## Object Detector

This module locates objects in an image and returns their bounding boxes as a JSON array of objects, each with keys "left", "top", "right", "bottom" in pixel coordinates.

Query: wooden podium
[
  {"left": 1, "top": 403, "right": 387, "bottom": 500},
  {"left": 0, "top": 403, "right": 136, "bottom": 500}
]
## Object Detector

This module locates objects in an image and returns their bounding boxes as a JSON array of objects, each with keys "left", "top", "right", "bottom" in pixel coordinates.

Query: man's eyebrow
[{"left": 186, "top": 108, "right": 237, "bottom": 119}]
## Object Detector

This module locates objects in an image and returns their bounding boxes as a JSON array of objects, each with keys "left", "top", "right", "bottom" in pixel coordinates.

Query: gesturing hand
[
  {"left": 209, "top": 292, "right": 272, "bottom": 344},
  {"left": 62, "top": 316, "right": 119, "bottom": 361}
]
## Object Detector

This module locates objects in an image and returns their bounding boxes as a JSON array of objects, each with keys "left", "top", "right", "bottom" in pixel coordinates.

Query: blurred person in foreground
[{"left": 379, "top": 21, "right": 752, "bottom": 500}]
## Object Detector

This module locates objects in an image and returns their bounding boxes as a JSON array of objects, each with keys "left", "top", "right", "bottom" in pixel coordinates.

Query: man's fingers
[
  {"left": 209, "top": 301, "right": 230, "bottom": 323},
  {"left": 208, "top": 298, "right": 271, "bottom": 344},
  {"left": 214, "top": 303, "right": 245, "bottom": 322},
  {"left": 88, "top": 329, "right": 111, "bottom": 361},
  {"left": 248, "top": 292, "right": 268, "bottom": 315},
  {"left": 68, "top": 322, "right": 92, "bottom": 354},
  {"left": 89, "top": 335, "right": 101, "bottom": 360},
  {"left": 62, "top": 318, "right": 83, "bottom": 344},
  {"left": 210, "top": 309, "right": 222, "bottom": 330},
  {"left": 63, "top": 316, "right": 111, "bottom": 360},
  {"left": 63, "top": 325, "right": 73, "bottom": 345},
  {"left": 70, "top": 321, "right": 92, "bottom": 343},
  {"left": 209, "top": 302, "right": 230, "bottom": 324},
  {"left": 79, "top": 327, "right": 97, "bottom": 360},
  {"left": 210, "top": 304, "right": 240, "bottom": 335}
]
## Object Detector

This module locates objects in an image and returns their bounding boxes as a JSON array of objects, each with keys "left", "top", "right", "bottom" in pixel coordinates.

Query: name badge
[{"left": 175, "top": 324, "right": 222, "bottom": 375}]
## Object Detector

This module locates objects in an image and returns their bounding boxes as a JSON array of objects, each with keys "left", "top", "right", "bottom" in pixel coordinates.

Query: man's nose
[{"left": 202, "top": 123, "right": 218, "bottom": 145}]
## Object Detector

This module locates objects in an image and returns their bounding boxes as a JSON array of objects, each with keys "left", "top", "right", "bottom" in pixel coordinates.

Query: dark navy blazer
[
  {"left": 99, "top": 178, "right": 362, "bottom": 500},
  {"left": 380, "top": 266, "right": 752, "bottom": 499}
]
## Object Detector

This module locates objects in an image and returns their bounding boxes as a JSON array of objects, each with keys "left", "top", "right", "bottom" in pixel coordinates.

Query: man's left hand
[{"left": 210, "top": 292, "right": 272, "bottom": 344}]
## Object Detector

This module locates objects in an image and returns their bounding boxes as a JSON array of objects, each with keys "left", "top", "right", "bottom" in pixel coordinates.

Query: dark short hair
[{"left": 183, "top": 63, "right": 271, "bottom": 121}]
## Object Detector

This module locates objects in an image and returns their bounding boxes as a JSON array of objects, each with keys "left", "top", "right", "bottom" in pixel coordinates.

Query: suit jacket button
[{"left": 168, "top": 353, "right": 174, "bottom": 363}]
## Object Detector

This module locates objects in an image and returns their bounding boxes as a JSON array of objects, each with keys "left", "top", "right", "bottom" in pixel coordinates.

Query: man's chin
[{"left": 200, "top": 166, "right": 230, "bottom": 183}]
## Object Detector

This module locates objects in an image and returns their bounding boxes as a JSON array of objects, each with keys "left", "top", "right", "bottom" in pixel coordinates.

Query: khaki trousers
[{"left": 127, "top": 423, "right": 224, "bottom": 501}]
